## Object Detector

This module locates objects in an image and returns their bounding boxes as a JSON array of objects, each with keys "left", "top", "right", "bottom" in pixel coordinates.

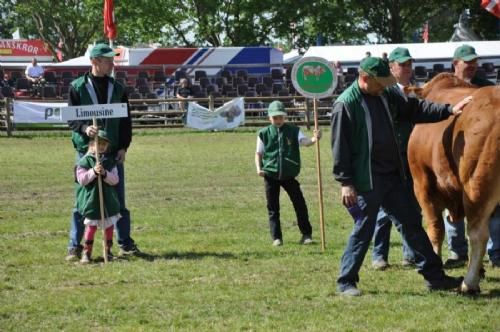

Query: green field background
[{"left": 0, "top": 129, "right": 499, "bottom": 331}]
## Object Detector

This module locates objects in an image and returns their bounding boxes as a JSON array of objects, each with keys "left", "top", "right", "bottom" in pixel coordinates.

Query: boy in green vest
[
  {"left": 76, "top": 130, "right": 121, "bottom": 264},
  {"left": 255, "top": 101, "right": 321, "bottom": 246}
]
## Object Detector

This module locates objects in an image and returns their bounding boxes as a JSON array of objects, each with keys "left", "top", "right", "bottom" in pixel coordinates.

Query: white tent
[
  {"left": 305, "top": 40, "right": 500, "bottom": 70},
  {"left": 52, "top": 55, "right": 90, "bottom": 67}
]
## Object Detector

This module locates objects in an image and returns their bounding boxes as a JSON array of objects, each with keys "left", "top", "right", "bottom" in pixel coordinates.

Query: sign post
[
  {"left": 62, "top": 103, "right": 128, "bottom": 263},
  {"left": 291, "top": 57, "right": 337, "bottom": 252}
]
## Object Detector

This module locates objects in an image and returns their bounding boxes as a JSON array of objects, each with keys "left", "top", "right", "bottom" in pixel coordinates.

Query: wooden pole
[
  {"left": 313, "top": 98, "right": 326, "bottom": 252},
  {"left": 93, "top": 118, "right": 108, "bottom": 263}
]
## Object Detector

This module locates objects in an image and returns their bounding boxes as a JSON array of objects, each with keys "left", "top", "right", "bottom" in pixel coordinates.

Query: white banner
[
  {"left": 13, "top": 101, "right": 67, "bottom": 123},
  {"left": 61, "top": 103, "right": 128, "bottom": 121},
  {"left": 186, "top": 97, "right": 245, "bottom": 131}
]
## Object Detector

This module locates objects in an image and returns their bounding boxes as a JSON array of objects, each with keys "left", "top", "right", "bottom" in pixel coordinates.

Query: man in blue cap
[
  {"left": 443, "top": 44, "right": 500, "bottom": 269},
  {"left": 331, "top": 57, "right": 472, "bottom": 296},
  {"left": 65, "top": 43, "right": 140, "bottom": 260}
]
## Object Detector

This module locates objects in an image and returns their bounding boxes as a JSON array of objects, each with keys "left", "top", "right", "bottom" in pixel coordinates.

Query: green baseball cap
[
  {"left": 453, "top": 45, "right": 478, "bottom": 61},
  {"left": 96, "top": 130, "right": 111, "bottom": 142},
  {"left": 359, "top": 57, "right": 396, "bottom": 87},
  {"left": 389, "top": 47, "right": 413, "bottom": 63},
  {"left": 268, "top": 101, "right": 287, "bottom": 117},
  {"left": 89, "top": 43, "right": 119, "bottom": 58}
]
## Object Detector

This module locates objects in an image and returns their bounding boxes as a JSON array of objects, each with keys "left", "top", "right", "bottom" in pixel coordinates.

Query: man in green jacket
[
  {"left": 330, "top": 57, "right": 471, "bottom": 296},
  {"left": 65, "top": 44, "right": 140, "bottom": 261},
  {"left": 371, "top": 47, "right": 418, "bottom": 270}
]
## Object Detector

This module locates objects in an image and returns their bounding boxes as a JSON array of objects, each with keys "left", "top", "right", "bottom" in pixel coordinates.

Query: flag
[
  {"left": 481, "top": 0, "right": 500, "bottom": 18},
  {"left": 186, "top": 98, "right": 245, "bottom": 131},
  {"left": 422, "top": 22, "right": 429, "bottom": 43},
  {"left": 104, "top": 0, "right": 117, "bottom": 40}
]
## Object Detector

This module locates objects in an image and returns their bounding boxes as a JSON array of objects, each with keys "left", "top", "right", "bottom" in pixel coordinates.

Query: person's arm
[
  {"left": 67, "top": 86, "right": 94, "bottom": 135},
  {"left": 117, "top": 92, "right": 132, "bottom": 156},
  {"left": 102, "top": 166, "right": 119, "bottom": 186},
  {"left": 331, "top": 102, "right": 354, "bottom": 186},
  {"left": 331, "top": 102, "right": 358, "bottom": 207},
  {"left": 396, "top": 92, "right": 472, "bottom": 124},
  {"left": 255, "top": 136, "right": 265, "bottom": 176},
  {"left": 299, "top": 129, "right": 321, "bottom": 147},
  {"left": 76, "top": 165, "right": 97, "bottom": 186}
]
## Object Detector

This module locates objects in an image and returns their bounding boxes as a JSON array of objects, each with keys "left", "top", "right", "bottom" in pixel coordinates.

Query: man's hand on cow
[
  {"left": 116, "top": 149, "right": 127, "bottom": 164},
  {"left": 85, "top": 125, "right": 98, "bottom": 138},
  {"left": 341, "top": 185, "right": 358, "bottom": 208},
  {"left": 452, "top": 96, "right": 473, "bottom": 115}
]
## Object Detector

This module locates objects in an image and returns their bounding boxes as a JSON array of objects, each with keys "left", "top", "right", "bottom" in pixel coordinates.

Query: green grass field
[{"left": 1, "top": 128, "right": 499, "bottom": 331}]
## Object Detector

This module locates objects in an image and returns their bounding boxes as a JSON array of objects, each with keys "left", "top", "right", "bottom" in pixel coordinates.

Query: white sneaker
[
  {"left": 272, "top": 239, "right": 283, "bottom": 246},
  {"left": 338, "top": 286, "right": 362, "bottom": 297},
  {"left": 372, "top": 259, "right": 389, "bottom": 271},
  {"left": 300, "top": 235, "right": 313, "bottom": 245}
]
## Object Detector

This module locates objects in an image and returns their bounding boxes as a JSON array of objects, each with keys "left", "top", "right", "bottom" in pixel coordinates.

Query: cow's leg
[
  {"left": 415, "top": 191, "right": 445, "bottom": 256},
  {"left": 460, "top": 216, "right": 489, "bottom": 294},
  {"left": 459, "top": 196, "right": 497, "bottom": 294},
  {"left": 411, "top": 172, "right": 446, "bottom": 256},
  {"left": 425, "top": 208, "right": 445, "bottom": 257}
]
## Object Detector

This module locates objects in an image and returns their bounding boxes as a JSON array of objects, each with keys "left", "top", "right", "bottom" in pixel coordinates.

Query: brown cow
[{"left": 408, "top": 73, "right": 500, "bottom": 294}]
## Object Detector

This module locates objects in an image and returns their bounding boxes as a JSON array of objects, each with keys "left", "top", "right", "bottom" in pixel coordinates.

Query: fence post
[
  {"left": 208, "top": 94, "right": 214, "bottom": 112},
  {"left": 304, "top": 99, "right": 311, "bottom": 130},
  {"left": 5, "top": 97, "right": 12, "bottom": 137}
]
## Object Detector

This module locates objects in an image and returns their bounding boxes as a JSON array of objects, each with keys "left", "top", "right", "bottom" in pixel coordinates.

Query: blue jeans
[
  {"left": 487, "top": 206, "right": 500, "bottom": 265},
  {"left": 68, "top": 152, "right": 134, "bottom": 250},
  {"left": 445, "top": 206, "right": 500, "bottom": 262},
  {"left": 372, "top": 208, "right": 415, "bottom": 263},
  {"left": 444, "top": 213, "right": 468, "bottom": 258},
  {"left": 337, "top": 173, "right": 444, "bottom": 291}
]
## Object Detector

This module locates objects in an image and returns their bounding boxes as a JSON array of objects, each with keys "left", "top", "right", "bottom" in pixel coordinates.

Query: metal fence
[
  {"left": 0, "top": 95, "right": 336, "bottom": 136},
  {"left": 0, "top": 98, "right": 12, "bottom": 136}
]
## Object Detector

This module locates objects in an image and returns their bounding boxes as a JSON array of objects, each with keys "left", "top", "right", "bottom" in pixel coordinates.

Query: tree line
[{"left": 1, "top": 0, "right": 498, "bottom": 61}]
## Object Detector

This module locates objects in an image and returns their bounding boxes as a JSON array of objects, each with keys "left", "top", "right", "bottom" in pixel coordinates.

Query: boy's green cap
[
  {"left": 268, "top": 101, "right": 287, "bottom": 117},
  {"left": 90, "top": 43, "right": 119, "bottom": 58},
  {"left": 389, "top": 47, "right": 413, "bottom": 63},
  {"left": 359, "top": 57, "right": 396, "bottom": 87},
  {"left": 453, "top": 44, "right": 478, "bottom": 61}
]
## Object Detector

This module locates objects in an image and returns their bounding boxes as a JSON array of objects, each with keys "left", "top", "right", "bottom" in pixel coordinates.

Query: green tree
[
  {"left": 14, "top": 0, "right": 103, "bottom": 61},
  {"left": 351, "top": 0, "right": 500, "bottom": 43},
  {"left": 0, "top": 0, "right": 17, "bottom": 38}
]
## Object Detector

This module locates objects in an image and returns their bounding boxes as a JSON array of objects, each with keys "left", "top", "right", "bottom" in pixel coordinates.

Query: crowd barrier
[{"left": 0, "top": 95, "right": 336, "bottom": 136}]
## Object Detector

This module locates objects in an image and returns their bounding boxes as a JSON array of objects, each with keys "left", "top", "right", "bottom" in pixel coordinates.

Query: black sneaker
[
  {"left": 118, "top": 243, "right": 141, "bottom": 256},
  {"left": 444, "top": 255, "right": 468, "bottom": 269},
  {"left": 65, "top": 246, "right": 83, "bottom": 262},
  {"left": 426, "top": 275, "right": 463, "bottom": 291}
]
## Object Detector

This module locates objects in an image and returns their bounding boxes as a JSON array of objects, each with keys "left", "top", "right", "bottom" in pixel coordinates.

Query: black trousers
[{"left": 264, "top": 175, "right": 312, "bottom": 240}]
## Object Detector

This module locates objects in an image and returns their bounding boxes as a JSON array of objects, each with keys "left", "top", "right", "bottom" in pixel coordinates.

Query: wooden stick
[
  {"left": 93, "top": 118, "right": 108, "bottom": 263},
  {"left": 313, "top": 98, "right": 326, "bottom": 252}
]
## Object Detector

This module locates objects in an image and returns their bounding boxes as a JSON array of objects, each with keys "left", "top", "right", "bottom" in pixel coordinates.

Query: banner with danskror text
[
  {"left": 13, "top": 101, "right": 67, "bottom": 123},
  {"left": 186, "top": 97, "right": 245, "bottom": 131}
]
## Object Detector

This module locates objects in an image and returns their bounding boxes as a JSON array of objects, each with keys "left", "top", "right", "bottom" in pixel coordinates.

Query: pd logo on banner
[{"left": 13, "top": 101, "right": 67, "bottom": 123}]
